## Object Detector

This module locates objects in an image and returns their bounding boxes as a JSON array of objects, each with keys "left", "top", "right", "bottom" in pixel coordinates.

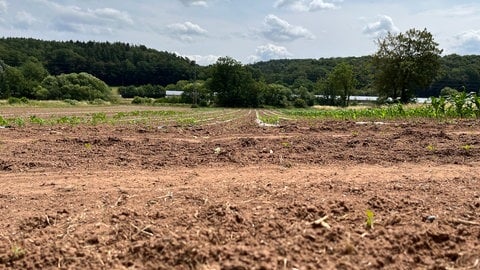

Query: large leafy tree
[
  {"left": 372, "top": 28, "right": 443, "bottom": 103},
  {"left": 259, "top": 83, "right": 293, "bottom": 108},
  {"left": 38, "top": 72, "right": 114, "bottom": 101},
  {"left": 0, "top": 66, "right": 28, "bottom": 98},
  {"left": 327, "top": 62, "right": 357, "bottom": 107},
  {"left": 208, "top": 57, "right": 259, "bottom": 107}
]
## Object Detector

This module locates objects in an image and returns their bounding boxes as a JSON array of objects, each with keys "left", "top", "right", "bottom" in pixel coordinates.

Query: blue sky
[{"left": 1, "top": 0, "right": 480, "bottom": 65}]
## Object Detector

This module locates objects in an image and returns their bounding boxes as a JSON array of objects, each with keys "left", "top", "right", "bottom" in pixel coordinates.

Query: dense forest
[
  {"left": 251, "top": 56, "right": 480, "bottom": 97},
  {"left": 1, "top": 37, "right": 480, "bottom": 105},
  {"left": 0, "top": 37, "right": 195, "bottom": 86}
]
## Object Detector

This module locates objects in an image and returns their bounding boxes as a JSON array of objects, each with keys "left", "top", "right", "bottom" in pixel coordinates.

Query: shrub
[
  {"left": 63, "top": 99, "right": 79, "bottom": 105},
  {"left": 40, "top": 72, "right": 114, "bottom": 101},
  {"left": 132, "top": 96, "right": 153, "bottom": 104},
  {"left": 119, "top": 84, "right": 165, "bottom": 98},
  {"left": 7, "top": 97, "right": 25, "bottom": 104},
  {"left": 293, "top": 98, "right": 308, "bottom": 108},
  {"left": 440, "top": 87, "right": 459, "bottom": 97}
]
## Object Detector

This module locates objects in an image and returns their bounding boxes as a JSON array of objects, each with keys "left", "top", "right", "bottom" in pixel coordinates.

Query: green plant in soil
[
  {"left": 55, "top": 116, "right": 82, "bottom": 125},
  {"left": 281, "top": 141, "right": 291, "bottom": 147},
  {"left": 90, "top": 112, "right": 107, "bottom": 125},
  {"left": 365, "top": 209, "right": 375, "bottom": 229},
  {"left": 426, "top": 144, "right": 436, "bottom": 151},
  {"left": 177, "top": 117, "right": 197, "bottom": 126},
  {"left": 84, "top": 143, "right": 92, "bottom": 150},
  {"left": 461, "top": 144, "right": 473, "bottom": 151},
  {"left": 10, "top": 245, "right": 25, "bottom": 260},
  {"left": 29, "top": 115, "right": 46, "bottom": 125},
  {"left": 13, "top": 118, "right": 25, "bottom": 127},
  {"left": 0, "top": 116, "right": 8, "bottom": 126},
  {"left": 259, "top": 115, "right": 279, "bottom": 125},
  {"left": 430, "top": 96, "right": 446, "bottom": 117}
]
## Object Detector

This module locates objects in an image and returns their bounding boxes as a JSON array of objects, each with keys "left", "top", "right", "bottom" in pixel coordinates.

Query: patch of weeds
[
  {"left": 63, "top": 99, "right": 79, "bottom": 105},
  {"left": 89, "top": 99, "right": 109, "bottom": 105},
  {"left": 259, "top": 115, "right": 280, "bottom": 125},
  {"left": 91, "top": 112, "right": 107, "bottom": 125},
  {"left": 29, "top": 115, "right": 45, "bottom": 125},
  {"left": 0, "top": 116, "right": 9, "bottom": 126},
  {"left": 113, "top": 112, "right": 127, "bottom": 120},
  {"left": 461, "top": 144, "right": 473, "bottom": 151},
  {"left": 426, "top": 144, "right": 436, "bottom": 151},
  {"left": 7, "top": 97, "right": 29, "bottom": 105},
  {"left": 351, "top": 131, "right": 359, "bottom": 137},
  {"left": 365, "top": 209, "right": 375, "bottom": 230},
  {"left": 56, "top": 116, "right": 82, "bottom": 125},
  {"left": 177, "top": 117, "right": 196, "bottom": 126},
  {"left": 10, "top": 245, "right": 26, "bottom": 260},
  {"left": 281, "top": 141, "right": 291, "bottom": 147},
  {"left": 13, "top": 118, "right": 25, "bottom": 127},
  {"left": 132, "top": 96, "right": 153, "bottom": 105}
]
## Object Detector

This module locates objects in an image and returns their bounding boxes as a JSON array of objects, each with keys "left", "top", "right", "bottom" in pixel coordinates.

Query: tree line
[
  {"left": 1, "top": 32, "right": 479, "bottom": 107},
  {"left": 0, "top": 37, "right": 195, "bottom": 86}
]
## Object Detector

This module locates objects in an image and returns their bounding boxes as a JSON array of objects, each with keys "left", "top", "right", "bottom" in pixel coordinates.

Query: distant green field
[{"left": 1, "top": 92, "right": 479, "bottom": 128}]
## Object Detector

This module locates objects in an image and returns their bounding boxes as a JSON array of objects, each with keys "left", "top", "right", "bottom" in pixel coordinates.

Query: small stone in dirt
[
  {"left": 86, "top": 236, "right": 100, "bottom": 245},
  {"left": 423, "top": 215, "right": 436, "bottom": 222}
]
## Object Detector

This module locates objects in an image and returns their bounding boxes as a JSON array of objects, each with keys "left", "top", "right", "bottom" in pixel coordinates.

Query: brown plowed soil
[{"left": 0, "top": 108, "right": 479, "bottom": 269}]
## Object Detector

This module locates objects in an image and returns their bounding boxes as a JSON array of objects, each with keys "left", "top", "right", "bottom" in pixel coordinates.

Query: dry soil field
[{"left": 0, "top": 106, "right": 479, "bottom": 269}]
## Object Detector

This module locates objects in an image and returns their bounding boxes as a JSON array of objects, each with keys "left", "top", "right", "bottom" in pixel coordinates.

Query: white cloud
[
  {"left": 421, "top": 4, "right": 480, "bottom": 18},
  {"left": 34, "top": 0, "right": 133, "bottom": 34},
  {"left": 274, "top": 0, "right": 340, "bottom": 12},
  {"left": 13, "top": 11, "right": 38, "bottom": 30},
  {"left": 248, "top": 43, "right": 293, "bottom": 63},
  {"left": 183, "top": 54, "right": 220, "bottom": 66},
  {"left": 93, "top": 8, "right": 134, "bottom": 25},
  {"left": 0, "top": 0, "right": 7, "bottom": 13},
  {"left": 454, "top": 30, "right": 480, "bottom": 55},
  {"left": 363, "top": 15, "right": 399, "bottom": 38},
  {"left": 262, "top": 14, "right": 315, "bottom": 42},
  {"left": 167, "top": 21, "right": 208, "bottom": 42},
  {"left": 179, "top": 0, "right": 209, "bottom": 7}
]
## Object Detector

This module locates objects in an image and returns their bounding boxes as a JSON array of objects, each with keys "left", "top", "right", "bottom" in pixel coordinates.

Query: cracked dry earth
[{"left": 0, "top": 108, "right": 479, "bottom": 269}]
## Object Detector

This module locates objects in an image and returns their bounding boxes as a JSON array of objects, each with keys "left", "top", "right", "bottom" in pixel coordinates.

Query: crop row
[
  {"left": 0, "top": 108, "right": 246, "bottom": 127},
  {"left": 2, "top": 93, "right": 479, "bottom": 128},
  {"left": 281, "top": 94, "right": 480, "bottom": 120}
]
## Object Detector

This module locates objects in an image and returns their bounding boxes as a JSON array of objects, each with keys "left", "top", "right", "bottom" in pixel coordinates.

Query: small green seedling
[
  {"left": 281, "top": 142, "right": 291, "bottom": 147},
  {"left": 365, "top": 209, "right": 375, "bottom": 229},
  {"left": 461, "top": 144, "right": 473, "bottom": 151},
  {"left": 426, "top": 144, "right": 436, "bottom": 151},
  {"left": 10, "top": 245, "right": 25, "bottom": 259},
  {"left": 84, "top": 143, "right": 92, "bottom": 150}
]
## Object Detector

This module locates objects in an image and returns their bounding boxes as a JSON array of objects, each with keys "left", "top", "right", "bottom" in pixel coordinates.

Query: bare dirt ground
[{"left": 0, "top": 108, "right": 479, "bottom": 269}]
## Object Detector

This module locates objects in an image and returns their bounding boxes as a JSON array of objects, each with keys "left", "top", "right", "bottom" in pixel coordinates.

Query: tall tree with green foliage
[
  {"left": 372, "top": 28, "right": 443, "bottom": 103},
  {"left": 208, "top": 57, "right": 259, "bottom": 107},
  {"left": 327, "top": 62, "right": 356, "bottom": 106},
  {"left": 20, "top": 57, "right": 49, "bottom": 92},
  {"left": 259, "top": 83, "right": 293, "bottom": 108},
  {"left": 0, "top": 66, "right": 28, "bottom": 98}
]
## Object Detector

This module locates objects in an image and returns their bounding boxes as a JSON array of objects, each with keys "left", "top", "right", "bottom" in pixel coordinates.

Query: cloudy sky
[{"left": 1, "top": 0, "right": 480, "bottom": 65}]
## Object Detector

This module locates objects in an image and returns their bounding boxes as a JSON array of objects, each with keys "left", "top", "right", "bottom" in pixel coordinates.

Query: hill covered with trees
[
  {"left": 250, "top": 55, "right": 480, "bottom": 98},
  {"left": 0, "top": 38, "right": 195, "bottom": 86},
  {"left": 1, "top": 36, "right": 480, "bottom": 106}
]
